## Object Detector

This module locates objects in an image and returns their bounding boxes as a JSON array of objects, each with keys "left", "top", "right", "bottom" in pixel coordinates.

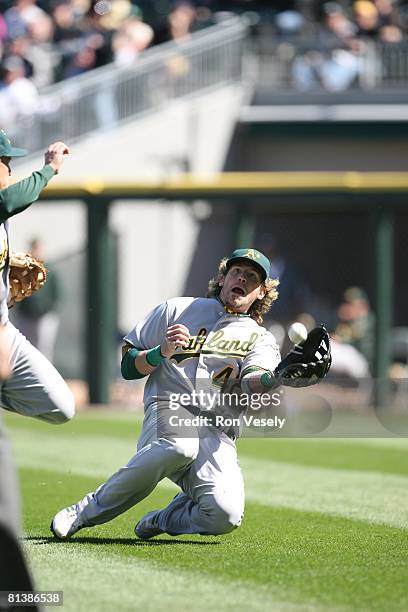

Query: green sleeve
[
  {"left": 121, "top": 348, "right": 147, "bottom": 380},
  {"left": 0, "top": 165, "right": 55, "bottom": 223}
]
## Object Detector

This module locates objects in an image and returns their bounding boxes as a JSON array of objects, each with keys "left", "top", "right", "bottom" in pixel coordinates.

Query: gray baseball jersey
[{"left": 125, "top": 296, "right": 281, "bottom": 416}]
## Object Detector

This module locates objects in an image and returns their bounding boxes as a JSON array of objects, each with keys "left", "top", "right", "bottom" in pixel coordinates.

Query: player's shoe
[
  {"left": 50, "top": 505, "right": 84, "bottom": 540},
  {"left": 135, "top": 510, "right": 164, "bottom": 540}
]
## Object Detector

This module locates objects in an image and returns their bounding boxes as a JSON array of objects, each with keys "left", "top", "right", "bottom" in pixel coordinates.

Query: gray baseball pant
[
  {"left": 0, "top": 321, "right": 75, "bottom": 424},
  {"left": 77, "top": 403, "right": 245, "bottom": 535}
]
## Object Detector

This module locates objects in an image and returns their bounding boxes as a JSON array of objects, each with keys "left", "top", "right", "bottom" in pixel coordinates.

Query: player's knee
[
  {"left": 55, "top": 390, "right": 75, "bottom": 423},
  {"left": 54, "top": 403, "right": 75, "bottom": 424},
  {"left": 171, "top": 437, "right": 199, "bottom": 462},
  {"left": 41, "top": 390, "right": 75, "bottom": 424},
  {"left": 212, "top": 505, "right": 243, "bottom": 535},
  {"left": 202, "top": 498, "right": 244, "bottom": 535}
]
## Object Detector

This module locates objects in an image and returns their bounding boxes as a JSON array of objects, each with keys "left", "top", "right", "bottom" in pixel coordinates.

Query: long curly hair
[{"left": 206, "top": 258, "right": 279, "bottom": 325}]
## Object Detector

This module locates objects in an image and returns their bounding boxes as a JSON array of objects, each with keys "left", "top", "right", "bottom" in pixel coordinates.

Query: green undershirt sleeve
[
  {"left": 121, "top": 344, "right": 166, "bottom": 380},
  {"left": 121, "top": 348, "right": 146, "bottom": 380},
  {"left": 0, "top": 165, "right": 55, "bottom": 223}
]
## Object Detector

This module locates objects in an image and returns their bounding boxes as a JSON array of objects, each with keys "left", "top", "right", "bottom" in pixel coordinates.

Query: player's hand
[
  {"left": 45, "top": 142, "right": 70, "bottom": 174},
  {"left": 161, "top": 324, "right": 190, "bottom": 358}
]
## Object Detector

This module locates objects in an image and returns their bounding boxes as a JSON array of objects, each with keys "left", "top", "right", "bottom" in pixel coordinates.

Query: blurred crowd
[
  {"left": 0, "top": 0, "right": 406, "bottom": 130},
  {"left": 0, "top": 0, "right": 213, "bottom": 93},
  {"left": 0, "top": 0, "right": 211, "bottom": 128},
  {"left": 0, "top": 0, "right": 407, "bottom": 94},
  {"left": 282, "top": 1, "right": 408, "bottom": 91}
]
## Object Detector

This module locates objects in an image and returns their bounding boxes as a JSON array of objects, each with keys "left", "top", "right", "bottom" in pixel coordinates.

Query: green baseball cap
[
  {"left": 226, "top": 248, "right": 270, "bottom": 281},
  {"left": 0, "top": 130, "right": 28, "bottom": 158}
]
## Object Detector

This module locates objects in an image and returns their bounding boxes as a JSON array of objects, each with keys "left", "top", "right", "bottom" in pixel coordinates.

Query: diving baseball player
[
  {"left": 51, "top": 249, "right": 330, "bottom": 539},
  {"left": 0, "top": 130, "right": 74, "bottom": 424}
]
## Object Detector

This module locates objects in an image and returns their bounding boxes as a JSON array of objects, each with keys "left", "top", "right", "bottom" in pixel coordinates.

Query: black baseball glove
[{"left": 274, "top": 325, "right": 332, "bottom": 388}]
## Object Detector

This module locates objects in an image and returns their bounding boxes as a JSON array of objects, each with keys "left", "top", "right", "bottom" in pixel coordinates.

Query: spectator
[
  {"left": 26, "top": 13, "right": 57, "bottom": 87},
  {"left": 14, "top": 239, "right": 62, "bottom": 363},
  {"left": 318, "top": 47, "right": 362, "bottom": 91},
  {"left": 79, "top": 3, "right": 114, "bottom": 69},
  {"left": 0, "top": 55, "right": 39, "bottom": 129},
  {"left": 52, "top": 1, "right": 82, "bottom": 45},
  {"left": 4, "top": 0, "right": 47, "bottom": 39},
  {"left": 51, "top": 1, "right": 84, "bottom": 81},
  {"left": 154, "top": 1, "right": 198, "bottom": 45},
  {"left": 275, "top": 10, "right": 305, "bottom": 37},
  {"left": 112, "top": 17, "right": 154, "bottom": 66},
  {"left": 293, "top": 2, "right": 363, "bottom": 91},
  {"left": 379, "top": 23, "right": 403, "bottom": 42},
  {"left": 319, "top": 1, "right": 358, "bottom": 47},
  {"left": 353, "top": 0, "right": 381, "bottom": 38},
  {"left": 335, "top": 286, "right": 375, "bottom": 366},
  {"left": 5, "top": 34, "right": 35, "bottom": 78},
  {"left": 327, "top": 286, "right": 375, "bottom": 382},
  {"left": 329, "top": 336, "right": 371, "bottom": 379},
  {"left": 99, "top": 0, "right": 135, "bottom": 30},
  {"left": 62, "top": 43, "right": 97, "bottom": 78},
  {"left": 374, "top": 0, "right": 397, "bottom": 25}
]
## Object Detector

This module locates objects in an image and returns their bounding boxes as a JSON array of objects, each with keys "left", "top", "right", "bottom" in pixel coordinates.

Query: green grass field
[{"left": 4, "top": 409, "right": 408, "bottom": 611}]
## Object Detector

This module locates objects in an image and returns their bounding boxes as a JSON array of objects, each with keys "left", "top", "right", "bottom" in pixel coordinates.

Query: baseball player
[
  {"left": 0, "top": 130, "right": 74, "bottom": 424},
  {"left": 0, "top": 325, "right": 42, "bottom": 611},
  {"left": 51, "top": 249, "right": 330, "bottom": 540}
]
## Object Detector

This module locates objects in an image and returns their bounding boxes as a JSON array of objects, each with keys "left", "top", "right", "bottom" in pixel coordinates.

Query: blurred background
[{"left": 2, "top": 0, "right": 408, "bottom": 416}]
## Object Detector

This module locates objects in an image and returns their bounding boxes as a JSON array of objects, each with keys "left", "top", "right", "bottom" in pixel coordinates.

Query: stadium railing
[
  {"left": 11, "top": 18, "right": 247, "bottom": 153},
  {"left": 253, "top": 38, "right": 408, "bottom": 91}
]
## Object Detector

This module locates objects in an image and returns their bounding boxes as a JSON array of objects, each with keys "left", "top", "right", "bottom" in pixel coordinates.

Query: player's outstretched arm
[
  {"left": 240, "top": 369, "right": 280, "bottom": 394},
  {"left": 240, "top": 332, "right": 282, "bottom": 394},
  {"left": 121, "top": 324, "right": 190, "bottom": 380},
  {"left": 242, "top": 326, "right": 332, "bottom": 391},
  {"left": 0, "top": 141, "right": 70, "bottom": 222}
]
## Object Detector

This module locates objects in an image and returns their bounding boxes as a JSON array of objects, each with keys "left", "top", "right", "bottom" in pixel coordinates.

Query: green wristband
[
  {"left": 261, "top": 371, "right": 276, "bottom": 389},
  {"left": 146, "top": 345, "right": 165, "bottom": 367}
]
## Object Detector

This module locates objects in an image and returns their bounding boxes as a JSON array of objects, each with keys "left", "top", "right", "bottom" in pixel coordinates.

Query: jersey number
[{"left": 212, "top": 366, "right": 240, "bottom": 394}]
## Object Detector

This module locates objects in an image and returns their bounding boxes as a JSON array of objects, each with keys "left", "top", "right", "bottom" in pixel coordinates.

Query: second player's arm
[
  {"left": 121, "top": 324, "right": 190, "bottom": 379},
  {"left": 0, "top": 166, "right": 55, "bottom": 222},
  {"left": 0, "top": 142, "right": 69, "bottom": 222}
]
